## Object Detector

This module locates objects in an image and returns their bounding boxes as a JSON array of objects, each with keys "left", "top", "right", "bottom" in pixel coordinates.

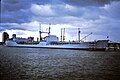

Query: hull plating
[{"left": 5, "top": 40, "right": 108, "bottom": 51}]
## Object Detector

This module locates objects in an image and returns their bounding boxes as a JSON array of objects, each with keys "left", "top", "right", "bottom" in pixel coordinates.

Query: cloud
[
  {"left": 1, "top": 0, "right": 31, "bottom": 12},
  {"left": 1, "top": 0, "right": 120, "bottom": 42},
  {"left": 0, "top": 21, "right": 40, "bottom": 31},
  {"left": 101, "top": 1, "right": 120, "bottom": 20},
  {"left": 61, "top": 0, "right": 119, "bottom": 7},
  {"left": 1, "top": 8, "right": 33, "bottom": 23},
  {"left": 30, "top": 4, "right": 55, "bottom": 17}
]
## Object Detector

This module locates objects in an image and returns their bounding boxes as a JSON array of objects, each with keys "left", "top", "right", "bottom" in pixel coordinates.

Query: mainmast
[
  {"left": 48, "top": 23, "right": 51, "bottom": 36},
  {"left": 39, "top": 23, "right": 42, "bottom": 41},
  {"left": 63, "top": 28, "right": 65, "bottom": 41},
  {"left": 61, "top": 28, "right": 63, "bottom": 42},
  {"left": 78, "top": 28, "right": 81, "bottom": 42}
]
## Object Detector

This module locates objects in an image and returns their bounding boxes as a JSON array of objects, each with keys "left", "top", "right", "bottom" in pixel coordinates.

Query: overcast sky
[{"left": 0, "top": 0, "right": 120, "bottom": 42}]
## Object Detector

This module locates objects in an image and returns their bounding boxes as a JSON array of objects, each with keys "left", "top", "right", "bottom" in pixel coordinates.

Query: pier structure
[{"left": 107, "top": 42, "right": 120, "bottom": 51}]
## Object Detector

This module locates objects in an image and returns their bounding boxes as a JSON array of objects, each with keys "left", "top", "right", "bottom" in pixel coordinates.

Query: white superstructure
[{"left": 44, "top": 35, "right": 59, "bottom": 43}]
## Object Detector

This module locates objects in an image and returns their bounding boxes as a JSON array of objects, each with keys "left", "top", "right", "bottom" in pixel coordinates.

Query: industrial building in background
[{"left": 2, "top": 32, "right": 9, "bottom": 43}]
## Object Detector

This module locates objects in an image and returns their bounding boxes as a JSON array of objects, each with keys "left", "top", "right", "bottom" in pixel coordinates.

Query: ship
[{"left": 5, "top": 25, "right": 109, "bottom": 51}]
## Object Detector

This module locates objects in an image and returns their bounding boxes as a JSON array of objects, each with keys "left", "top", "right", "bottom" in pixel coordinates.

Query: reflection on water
[{"left": 0, "top": 46, "right": 120, "bottom": 80}]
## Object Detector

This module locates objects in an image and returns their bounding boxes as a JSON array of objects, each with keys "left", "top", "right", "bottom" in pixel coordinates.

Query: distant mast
[
  {"left": 48, "top": 23, "right": 51, "bottom": 36},
  {"left": 78, "top": 28, "right": 81, "bottom": 42},
  {"left": 61, "top": 28, "right": 63, "bottom": 42},
  {"left": 63, "top": 28, "right": 65, "bottom": 41},
  {"left": 39, "top": 23, "right": 42, "bottom": 41}
]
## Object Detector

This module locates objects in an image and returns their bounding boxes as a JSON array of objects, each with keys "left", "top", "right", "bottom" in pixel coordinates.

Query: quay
[{"left": 107, "top": 42, "right": 120, "bottom": 51}]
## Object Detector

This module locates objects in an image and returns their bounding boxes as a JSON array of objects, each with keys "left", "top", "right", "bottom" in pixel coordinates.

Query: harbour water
[{"left": 0, "top": 45, "right": 120, "bottom": 80}]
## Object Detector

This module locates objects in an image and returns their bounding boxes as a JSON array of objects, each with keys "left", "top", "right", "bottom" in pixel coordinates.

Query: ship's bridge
[{"left": 44, "top": 35, "right": 59, "bottom": 43}]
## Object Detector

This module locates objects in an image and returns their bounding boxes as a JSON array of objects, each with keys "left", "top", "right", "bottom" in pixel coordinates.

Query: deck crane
[
  {"left": 39, "top": 23, "right": 51, "bottom": 41},
  {"left": 80, "top": 32, "right": 92, "bottom": 42},
  {"left": 60, "top": 28, "right": 80, "bottom": 42}
]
